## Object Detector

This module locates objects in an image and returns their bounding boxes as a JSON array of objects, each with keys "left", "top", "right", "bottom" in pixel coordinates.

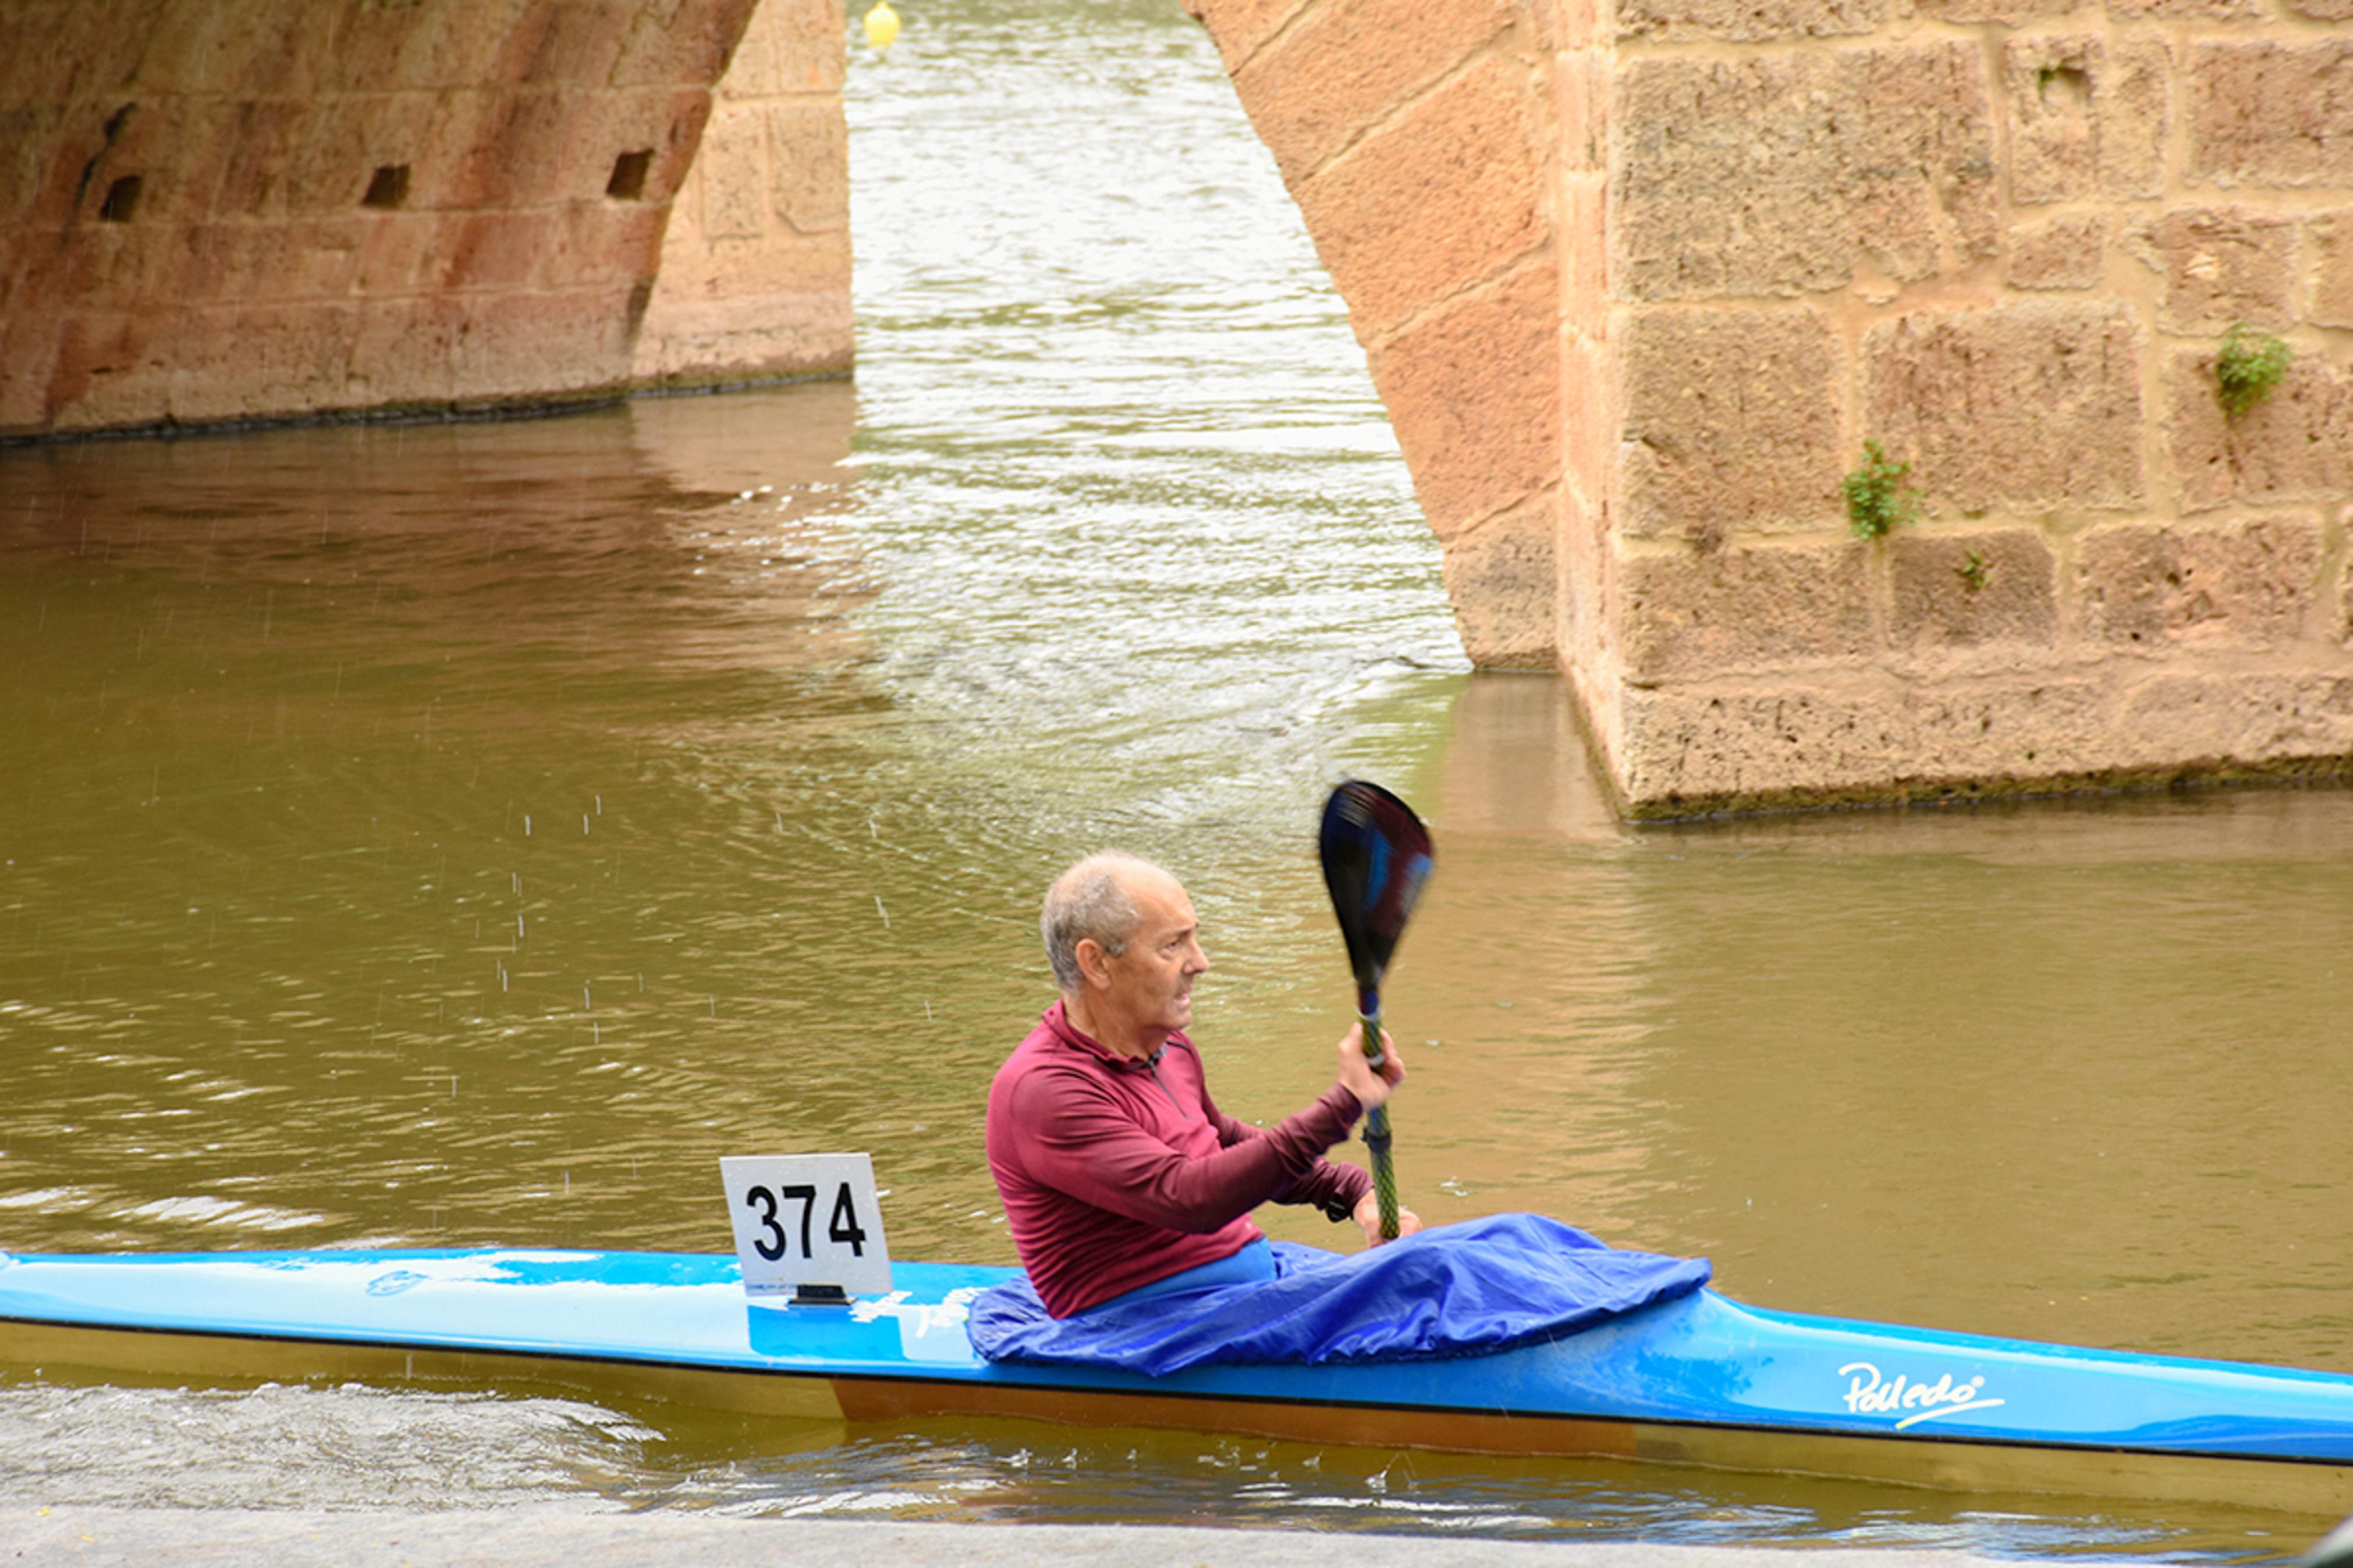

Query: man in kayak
[{"left": 985, "top": 851, "right": 1420, "bottom": 1319}]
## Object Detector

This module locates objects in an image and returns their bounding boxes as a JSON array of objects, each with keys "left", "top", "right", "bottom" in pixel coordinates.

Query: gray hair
[{"left": 1041, "top": 852, "right": 1161, "bottom": 991}]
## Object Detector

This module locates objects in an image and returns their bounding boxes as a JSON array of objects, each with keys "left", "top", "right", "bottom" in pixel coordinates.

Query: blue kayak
[{"left": 2, "top": 1245, "right": 2350, "bottom": 1513}]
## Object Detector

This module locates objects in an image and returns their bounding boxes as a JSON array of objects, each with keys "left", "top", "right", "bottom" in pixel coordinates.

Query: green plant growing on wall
[
  {"left": 1955, "top": 548, "right": 1990, "bottom": 595},
  {"left": 1844, "top": 440, "right": 1919, "bottom": 540},
  {"left": 2214, "top": 322, "right": 2291, "bottom": 419}
]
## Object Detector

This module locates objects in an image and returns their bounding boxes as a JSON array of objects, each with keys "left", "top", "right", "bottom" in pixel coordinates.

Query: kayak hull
[{"left": 3, "top": 1247, "right": 2350, "bottom": 1513}]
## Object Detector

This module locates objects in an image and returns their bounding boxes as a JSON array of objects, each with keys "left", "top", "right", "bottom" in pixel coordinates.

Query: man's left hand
[{"left": 1352, "top": 1192, "right": 1422, "bottom": 1247}]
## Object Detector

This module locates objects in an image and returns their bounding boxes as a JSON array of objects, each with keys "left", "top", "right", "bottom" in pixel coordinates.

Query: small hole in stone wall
[
  {"left": 98, "top": 175, "right": 141, "bottom": 222},
  {"left": 362, "top": 163, "right": 411, "bottom": 209},
  {"left": 607, "top": 149, "right": 653, "bottom": 201},
  {"left": 2035, "top": 63, "right": 2091, "bottom": 109}
]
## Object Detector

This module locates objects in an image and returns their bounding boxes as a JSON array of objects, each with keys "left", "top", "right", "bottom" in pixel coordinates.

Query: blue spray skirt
[{"left": 2, "top": 1242, "right": 2350, "bottom": 1514}]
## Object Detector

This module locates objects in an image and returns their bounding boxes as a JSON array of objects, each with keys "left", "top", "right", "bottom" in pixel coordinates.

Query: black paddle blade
[{"left": 1318, "top": 780, "right": 1434, "bottom": 995}]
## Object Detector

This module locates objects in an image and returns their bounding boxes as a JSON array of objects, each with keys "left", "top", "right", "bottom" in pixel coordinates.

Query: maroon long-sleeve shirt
[{"left": 986, "top": 1000, "right": 1374, "bottom": 1318}]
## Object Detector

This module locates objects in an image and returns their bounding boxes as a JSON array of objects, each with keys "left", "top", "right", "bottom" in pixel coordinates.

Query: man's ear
[{"left": 1074, "top": 937, "right": 1111, "bottom": 989}]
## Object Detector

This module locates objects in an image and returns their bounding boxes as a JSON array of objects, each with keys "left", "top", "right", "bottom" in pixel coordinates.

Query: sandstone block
[
  {"left": 445, "top": 285, "right": 634, "bottom": 400},
  {"left": 441, "top": 211, "right": 557, "bottom": 293},
  {"left": 70, "top": 212, "right": 181, "bottom": 312},
  {"left": 2112, "top": 673, "right": 2353, "bottom": 765},
  {"left": 42, "top": 308, "right": 177, "bottom": 431},
  {"left": 664, "top": 152, "right": 708, "bottom": 246},
  {"left": 650, "top": 224, "right": 848, "bottom": 298},
  {"left": 285, "top": 92, "right": 443, "bottom": 215},
  {"left": 2124, "top": 208, "right": 2296, "bottom": 333},
  {"left": 540, "top": 201, "right": 670, "bottom": 290},
  {"left": 1440, "top": 496, "right": 1560, "bottom": 668},
  {"left": 349, "top": 0, "right": 534, "bottom": 90},
  {"left": 1614, "top": 673, "right": 2224, "bottom": 812},
  {"left": 521, "top": 0, "right": 634, "bottom": 86},
  {"left": 275, "top": 216, "right": 370, "bottom": 301},
  {"left": 3, "top": 1, "right": 151, "bottom": 102},
  {"left": 1617, "top": 43, "right": 1997, "bottom": 302},
  {"left": 2005, "top": 215, "right": 2108, "bottom": 290},
  {"left": 631, "top": 281, "right": 854, "bottom": 383},
  {"left": 353, "top": 212, "right": 456, "bottom": 298},
  {"left": 0, "top": 310, "right": 67, "bottom": 432},
  {"left": 1889, "top": 529, "right": 2059, "bottom": 653},
  {"left": 1291, "top": 52, "right": 1542, "bottom": 338},
  {"left": 347, "top": 297, "right": 462, "bottom": 406},
  {"left": 2311, "top": 210, "right": 2353, "bottom": 328},
  {"left": 1617, "top": 306, "right": 1841, "bottom": 543},
  {"left": 1903, "top": 681, "right": 2108, "bottom": 778},
  {"left": 2191, "top": 42, "right": 2353, "bottom": 189},
  {"left": 2100, "top": 675, "right": 2240, "bottom": 767},
  {"left": 1, "top": 105, "right": 76, "bottom": 233},
  {"left": 1613, "top": 682, "right": 1919, "bottom": 812},
  {"left": 1918, "top": 0, "right": 2081, "bottom": 21},
  {"left": 766, "top": 0, "right": 849, "bottom": 95},
  {"left": 324, "top": 0, "right": 456, "bottom": 91},
  {"left": 734, "top": 0, "right": 847, "bottom": 97},
  {"left": 430, "top": 91, "right": 537, "bottom": 209},
  {"left": 2286, "top": 0, "right": 2353, "bottom": 16},
  {"left": 2170, "top": 350, "right": 2353, "bottom": 511},
  {"left": 1367, "top": 259, "right": 1559, "bottom": 539},
  {"left": 2109, "top": 0, "right": 2264, "bottom": 18},
  {"left": 764, "top": 100, "right": 848, "bottom": 233},
  {"left": 1616, "top": 0, "right": 1880, "bottom": 44},
  {"left": 2234, "top": 675, "right": 2353, "bottom": 758},
  {"left": 1230, "top": 0, "right": 1515, "bottom": 184},
  {"left": 2004, "top": 35, "right": 2167, "bottom": 207},
  {"left": 132, "top": 0, "right": 331, "bottom": 97},
  {"left": 611, "top": 0, "right": 760, "bottom": 87},
  {"left": 159, "top": 301, "right": 359, "bottom": 424},
  {"left": 3, "top": 208, "right": 96, "bottom": 311},
  {"left": 1615, "top": 540, "right": 1874, "bottom": 686},
  {"left": 2076, "top": 517, "right": 2323, "bottom": 650},
  {"left": 214, "top": 98, "right": 310, "bottom": 218},
  {"left": 0, "top": 108, "right": 47, "bottom": 232},
  {"left": 699, "top": 103, "right": 769, "bottom": 240},
  {"left": 40, "top": 309, "right": 162, "bottom": 426},
  {"left": 718, "top": 5, "right": 783, "bottom": 97},
  {"left": 1864, "top": 303, "right": 2143, "bottom": 515},
  {"left": 1181, "top": 0, "right": 1314, "bottom": 75},
  {"left": 440, "top": 87, "right": 692, "bottom": 209}
]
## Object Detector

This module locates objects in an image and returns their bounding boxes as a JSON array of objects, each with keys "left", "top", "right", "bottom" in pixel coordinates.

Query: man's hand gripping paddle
[{"left": 1318, "top": 780, "right": 1433, "bottom": 1242}]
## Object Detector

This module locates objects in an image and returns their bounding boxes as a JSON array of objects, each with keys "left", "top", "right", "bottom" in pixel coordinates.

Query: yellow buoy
[{"left": 863, "top": 1, "right": 900, "bottom": 53}]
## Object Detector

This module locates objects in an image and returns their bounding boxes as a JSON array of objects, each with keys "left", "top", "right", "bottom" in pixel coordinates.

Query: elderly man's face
[{"left": 1095, "top": 869, "right": 1209, "bottom": 1040}]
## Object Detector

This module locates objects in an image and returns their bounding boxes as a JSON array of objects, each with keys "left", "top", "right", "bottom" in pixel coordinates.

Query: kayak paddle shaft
[{"left": 1358, "top": 991, "right": 1399, "bottom": 1241}]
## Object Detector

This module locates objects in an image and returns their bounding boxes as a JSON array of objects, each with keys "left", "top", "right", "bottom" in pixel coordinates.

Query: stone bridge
[
  {"left": 8, "top": 0, "right": 2353, "bottom": 815},
  {"left": 0, "top": 0, "right": 849, "bottom": 433}
]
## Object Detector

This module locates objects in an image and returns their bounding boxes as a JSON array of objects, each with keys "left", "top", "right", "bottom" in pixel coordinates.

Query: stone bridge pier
[
  {"left": 0, "top": 0, "right": 850, "bottom": 436},
  {"left": 12, "top": 0, "right": 2353, "bottom": 816},
  {"left": 1187, "top": 0, "right": 2353, "bottom": 816}
]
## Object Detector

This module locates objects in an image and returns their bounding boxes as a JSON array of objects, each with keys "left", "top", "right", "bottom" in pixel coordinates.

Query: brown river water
[{"left": 2, "top": 0, "right": 2349, "bottom": 1555}]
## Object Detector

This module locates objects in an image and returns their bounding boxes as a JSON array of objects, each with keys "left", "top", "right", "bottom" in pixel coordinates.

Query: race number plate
[{"left": 720, "top": 1153, "right": 893, "bottom": 1297}]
